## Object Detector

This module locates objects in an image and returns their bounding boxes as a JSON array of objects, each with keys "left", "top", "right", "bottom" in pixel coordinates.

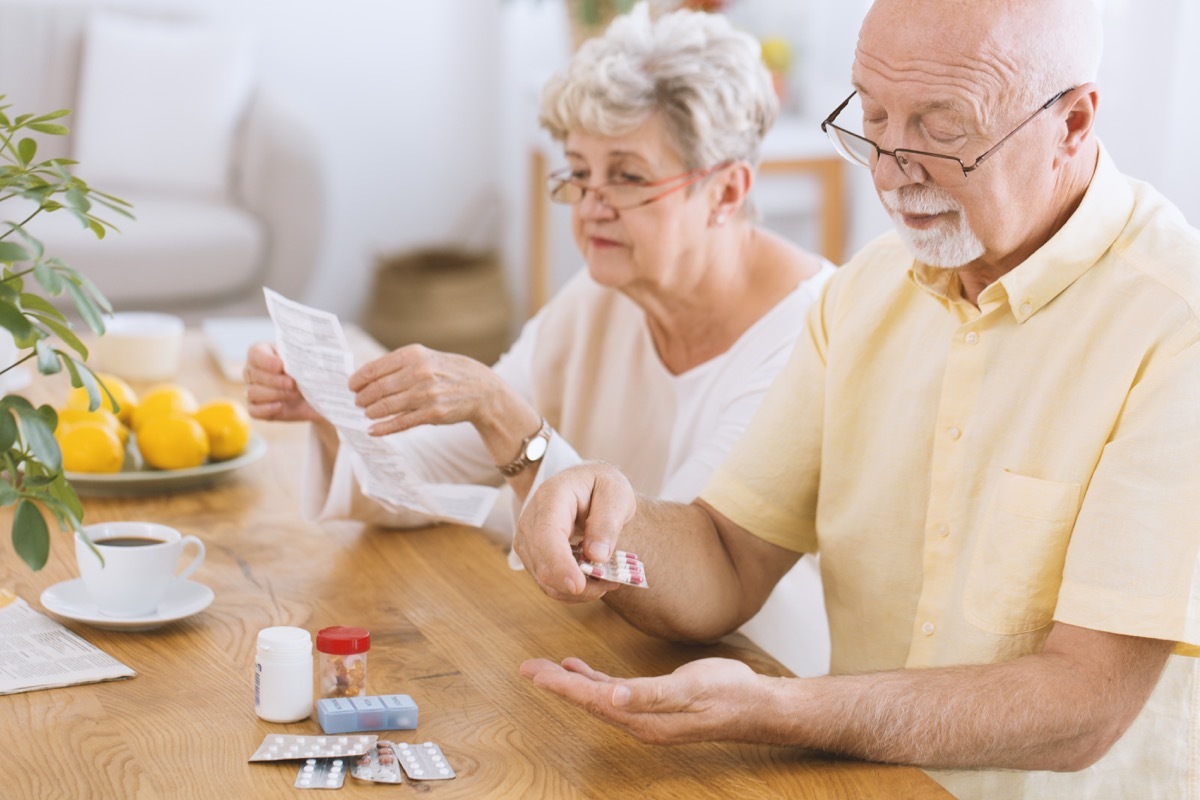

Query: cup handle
[{"left": 176, "top": 535, "right": 206, "bottom": 582}]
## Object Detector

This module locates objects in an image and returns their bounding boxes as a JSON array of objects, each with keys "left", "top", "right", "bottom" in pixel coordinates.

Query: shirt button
[
  {"left": 1019, "top": 302, "right": 1033, "bottom": 315},
  {"left": 937, "top": 524, "right": 949, "bottom": 538},
  {"left": 921, "top": 621, "right": 936, "bottom": 635},
  {"left": 947, "top": 426, "right": 962, "bottom": 440},
  {"left": 965, "top": 331, "right": 979, "bottom": 345}
]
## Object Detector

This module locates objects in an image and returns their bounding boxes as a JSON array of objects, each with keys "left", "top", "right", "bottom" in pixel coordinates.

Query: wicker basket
[{"left": 362, "top": 247, "right": 513, "bottom": 366}]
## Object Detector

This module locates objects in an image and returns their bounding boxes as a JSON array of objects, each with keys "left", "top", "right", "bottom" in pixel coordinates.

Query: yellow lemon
[
  {"left": 135, "top": 412, "right": 210, "bottom": 470},
  {"left": 760, "top": 36, "right": 793, "bottom": 73},
  {"left": 194, "top": 398, "right": 252, "bottom": 461},
  {"left": 56, "top": 420, "right": 124, "bottom": 474},
  {"left": 66, "top": 372, "right": 138, "bottom": 426},
  {"left": 130, "top": 383, "right": 198, "bottom": 432},
  {"left": 56, "top": 406, "right": 129, "bottom": 445}
]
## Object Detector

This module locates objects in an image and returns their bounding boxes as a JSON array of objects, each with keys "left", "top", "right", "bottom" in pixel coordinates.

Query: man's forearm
[
  {"left": 601, "top": 498, "right": 752, "bottom": 643},
  {"left": 759, "top": 625, "right": 1172, "bottom": 771}
]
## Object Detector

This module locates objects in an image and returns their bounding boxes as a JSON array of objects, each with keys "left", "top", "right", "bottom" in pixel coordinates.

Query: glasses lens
[
  {"left": 827, "top": 128, "right": 875, "bottom": 168},
  {"left": 548, "top": 179, "right": 582, "bottom": 205},
  {"left": 896, "top": 151, "right": 968, "bottom": 187}
]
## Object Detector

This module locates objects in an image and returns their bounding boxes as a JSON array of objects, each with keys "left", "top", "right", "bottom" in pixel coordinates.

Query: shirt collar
[{"left": 907, "top": 144, "right": 1135, "bottom": 321}]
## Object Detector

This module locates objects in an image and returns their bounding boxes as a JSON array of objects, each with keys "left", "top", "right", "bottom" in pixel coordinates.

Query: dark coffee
[{"left": 99, "top": 537, "right": 167, "bottom": 547}]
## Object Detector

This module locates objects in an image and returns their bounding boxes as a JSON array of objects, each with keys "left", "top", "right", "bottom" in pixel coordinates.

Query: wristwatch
[{"left": 497, "top": 418, "right": 552, "bottom": 478}]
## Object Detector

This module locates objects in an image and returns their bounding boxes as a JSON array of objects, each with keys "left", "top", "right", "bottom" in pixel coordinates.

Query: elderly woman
[{"left": 245, "top": 4, "right": 833, "bottom": 676}]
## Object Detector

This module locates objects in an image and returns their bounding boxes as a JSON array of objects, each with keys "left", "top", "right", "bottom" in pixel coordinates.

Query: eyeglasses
[
  {"left": 547, "top": 162, "right": 727, "bottom": 210},
  {"left": 820, "top": 87, "right": 1075, "bottom": 186}
]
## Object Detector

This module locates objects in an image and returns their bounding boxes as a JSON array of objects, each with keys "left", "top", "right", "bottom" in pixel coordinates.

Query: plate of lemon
[{"left": 58, "top": 373, "right": 267, "bottom": 496}]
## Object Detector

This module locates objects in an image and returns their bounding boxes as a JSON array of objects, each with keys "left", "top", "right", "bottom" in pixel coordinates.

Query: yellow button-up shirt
[{"left": 702, "top": 147, "right": 1200, "bottom": 798}]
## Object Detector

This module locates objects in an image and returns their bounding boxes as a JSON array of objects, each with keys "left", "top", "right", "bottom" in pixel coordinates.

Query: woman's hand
[
  {"left": 349, "top": 344, "right": 512, "bottom": 436},
  {"left": 243, "top": 342, "right": 323, "bottom": 423}
]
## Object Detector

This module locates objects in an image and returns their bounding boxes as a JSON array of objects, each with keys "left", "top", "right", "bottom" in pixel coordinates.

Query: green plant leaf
[
  {"left": 13, "top": 402, "right": 61, "bottom": 472},
  {"left": 7, "top": 225, "right": 44, "bottom": 261},
  {"left": 60, "top": 354, "right": 89, "bottom": 393},
  {"left": 31, "top": 316, "right": 88, "bottom": 359},
  {"left": 32, "top": 262, "right": 64, "bottom": 294},
  {"left": 26, "top": 122, "right": 68, "bottom": 136},
  {"left": 0, "top": 241, "right": 31, "bottom": 263},
  {"left": 17, "top": 137, "right": 36, "bottom": 166},
  {"left": 34, "top": 339, "right": 60, "bottom": 374},
  {"left": 65, "top": 186, "right": 91, "bottom": 214},
  {"left": 12, "top": 499, "right": 50, "bottom": 571},
  {"left": 65, "top": 358, "right": 102, "bottom": 409},
  {"left": 62, "top": 280, "right": 104, "bottom": 334},
  {"left": 92, "top": 188, "right": 133, "bottom": 209},
  {"left": 0, "top": 299, "right": 35, "bottom": 341},
  {"left": 64, "top": 268, "right": 113, "bottom": 316},
  {"left": 0, "top": 404, "right": 16, "bottom": 452},
  {"left": 17, "top": 293, "right": 60, "bottom": 316},
  {"left": 29, "top": 109, "right": 70, "bottom": 123},
  {"left": 22, "top": 473, "right": 56, "bottom": 488},
  {"left": 46, "top": 472, "right": 83, "bottom": 527},
  {"left": 0, "top": 480, "right": 17, "bottom": 506}
]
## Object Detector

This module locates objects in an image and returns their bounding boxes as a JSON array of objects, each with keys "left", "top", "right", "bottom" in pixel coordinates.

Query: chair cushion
[
  {"left": 26, "top": 195, "right": 265, "bottom": 308},
  {"left": 72, "top": 12, "right": 254, "bottom": 201}
]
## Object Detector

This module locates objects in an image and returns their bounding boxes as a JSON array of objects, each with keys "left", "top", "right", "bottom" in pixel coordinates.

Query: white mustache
[{"left": 882, "top": 187, "right": 961, "bottom": 216}]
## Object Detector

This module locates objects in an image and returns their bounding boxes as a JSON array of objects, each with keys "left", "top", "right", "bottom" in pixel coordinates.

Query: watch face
[{"left": 526, "top": 434, "right": 549, "bottom": 462}]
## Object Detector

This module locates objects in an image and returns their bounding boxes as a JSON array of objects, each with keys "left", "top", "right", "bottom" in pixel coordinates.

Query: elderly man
[{"left": 514, "top": 0, "right": 1200, "bottom": 796}]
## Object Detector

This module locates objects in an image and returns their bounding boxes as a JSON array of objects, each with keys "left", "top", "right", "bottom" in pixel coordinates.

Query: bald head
[{"left": 858, "top": 0, "right": 1102, "bottom": 110}]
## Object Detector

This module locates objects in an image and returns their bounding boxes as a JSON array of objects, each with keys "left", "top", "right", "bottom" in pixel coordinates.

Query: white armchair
[{"left": 0, "top": 1, "right": 323, "bottom": 320}]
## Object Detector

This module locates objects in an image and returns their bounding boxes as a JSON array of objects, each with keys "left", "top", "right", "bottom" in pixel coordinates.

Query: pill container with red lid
[{"left": 316, "top": 626, "right": 370, "bottom": 699}]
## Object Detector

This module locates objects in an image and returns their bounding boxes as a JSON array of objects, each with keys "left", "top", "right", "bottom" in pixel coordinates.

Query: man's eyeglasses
[
  {"left": 820, "top": 88, "right": 1075, "bottom": 187},
  {"left": 547, "top": 162, "right": 727, "bottom": 210}
]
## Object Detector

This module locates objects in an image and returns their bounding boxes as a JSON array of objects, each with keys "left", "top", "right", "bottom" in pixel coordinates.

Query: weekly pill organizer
[{"left": 317, "top": 693, "right": 418, "bottom": 734}]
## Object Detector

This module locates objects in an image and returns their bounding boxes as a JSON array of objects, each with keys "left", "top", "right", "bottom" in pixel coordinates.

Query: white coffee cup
[
  {"left": 92, "top": 312, "right": 185, "bottom": 381},
  {"left": 75, "top": 522, "right": 205, "bottom": 618}
]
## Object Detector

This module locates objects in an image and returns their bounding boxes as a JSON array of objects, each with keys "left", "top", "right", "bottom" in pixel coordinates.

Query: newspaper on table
[
  {"left": 0, "top": 590, "right": 135, "bottom": 695},
  {"left": 263, "top": 288, "right": 500, "bottom": 527}
]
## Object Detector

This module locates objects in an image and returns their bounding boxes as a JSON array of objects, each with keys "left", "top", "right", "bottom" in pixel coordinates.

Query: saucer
[{"left": 40, "top": 579, "right": 214, "bottom": 631}]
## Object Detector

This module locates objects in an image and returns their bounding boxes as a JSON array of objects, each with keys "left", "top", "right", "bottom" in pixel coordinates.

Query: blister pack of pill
[
  {"left": 572, "top": 545, "right": 648, "bottom": 588},
  {"left": 249, "top": 733, "right": 378, "bottom": 762},
  {"left": 294, "top": 757, "right": 347, "bottom": 790},
  {"left": 393, "top": 741, "right": 456, "bottom": 781},
  {"left": 351, "top": 740, "right": 403, "bottom": 784}
]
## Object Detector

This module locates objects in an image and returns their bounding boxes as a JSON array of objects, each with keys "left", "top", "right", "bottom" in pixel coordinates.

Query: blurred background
[{"left": 1, "top": 0, "right": 1196, "bottom": 359}]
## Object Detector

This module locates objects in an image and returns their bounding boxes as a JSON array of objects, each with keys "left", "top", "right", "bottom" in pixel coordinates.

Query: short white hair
[
  {"left": 1016, "top": 0, "right": 1103, "bottom": 105},
  {"left": 538, "top": 2, "right": 778, "bottom": 170},
  {"left": 861, "top": 0, "right": 1103, "bottom": 109}
]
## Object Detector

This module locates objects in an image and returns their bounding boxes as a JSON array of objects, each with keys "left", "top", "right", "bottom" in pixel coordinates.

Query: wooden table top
[{"left": 0, "top": 331, "right": 950, "bottom": 799}]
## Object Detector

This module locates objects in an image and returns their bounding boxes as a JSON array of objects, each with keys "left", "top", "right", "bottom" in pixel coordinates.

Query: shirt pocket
[{"left": 963, "top": 470, "right": 1081, "bottom": 635}]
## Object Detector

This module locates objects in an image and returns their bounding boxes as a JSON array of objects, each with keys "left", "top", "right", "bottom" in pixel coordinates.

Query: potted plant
[{"left": 0, "top": 95, "right": 129, "bottom": 571}]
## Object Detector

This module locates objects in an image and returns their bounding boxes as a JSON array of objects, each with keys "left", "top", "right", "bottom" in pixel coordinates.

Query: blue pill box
[{"left": 317, "top": 694, "right": 419, "bottom": 734}]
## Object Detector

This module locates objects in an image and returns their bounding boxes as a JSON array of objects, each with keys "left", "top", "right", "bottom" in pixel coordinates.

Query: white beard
[{"left": 881, "top": 186, "right": 984, "bottom": 268}]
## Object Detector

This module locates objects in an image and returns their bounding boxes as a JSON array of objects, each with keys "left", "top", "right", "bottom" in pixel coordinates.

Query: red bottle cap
[{"left": 316, "top": 626, "right": 371, "bottom": 655}]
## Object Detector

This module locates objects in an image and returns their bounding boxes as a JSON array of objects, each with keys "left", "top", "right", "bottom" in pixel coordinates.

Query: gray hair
[{"left": 538, "top": 2, "right": 778, "bottom": 171}]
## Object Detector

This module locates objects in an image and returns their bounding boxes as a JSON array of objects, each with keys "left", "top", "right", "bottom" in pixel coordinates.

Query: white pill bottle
[{"left": 255, "top": 626, "right": 313, "bottom": 722}]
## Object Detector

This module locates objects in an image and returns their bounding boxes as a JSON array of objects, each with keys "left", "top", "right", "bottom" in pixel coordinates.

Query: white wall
[
  {"left": 214, "top": 0, "right": 503, "bottom": 321},
  {"left": 7, "top": 0, "right": 504, "bottom": 321}
]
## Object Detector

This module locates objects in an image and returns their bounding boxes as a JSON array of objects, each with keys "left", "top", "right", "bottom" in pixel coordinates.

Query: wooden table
[{"left": 0, "top": 332, "right": 949, "bottom": 799}]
